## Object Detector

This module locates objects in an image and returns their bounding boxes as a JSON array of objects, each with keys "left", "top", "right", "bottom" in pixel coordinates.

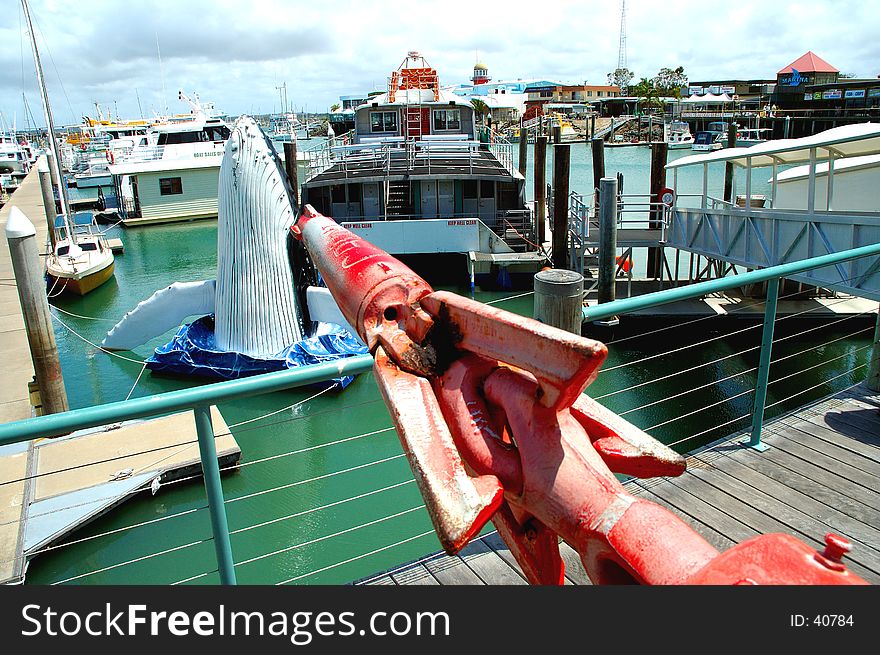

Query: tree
[
  {"left": 330, "top": 103, "right": 341, "bottom": 112},
  {"left": 607, "top": 67, "right": 634, "bottom": 94},
  {"left": 630, "top": 78, "right": 661, "bottom": 113},
  {"left": 471, "top": 98, "right": 489, "bottom": 123},
  {"left": 653, "top": 66, "right": 687, "bottom": 98}
]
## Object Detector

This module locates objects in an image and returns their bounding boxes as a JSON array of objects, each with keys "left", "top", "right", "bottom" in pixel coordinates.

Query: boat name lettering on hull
[
  {"left": 347, "top": 223, "right": 374, "bottom": 229},
  {"left": 447, "top": 220, "right": 476, "bottom": 226}
]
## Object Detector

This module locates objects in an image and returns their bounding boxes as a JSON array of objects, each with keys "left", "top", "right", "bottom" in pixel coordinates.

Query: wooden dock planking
[{"left": 366, "top": 385, "right": 880, "bottom": 585}]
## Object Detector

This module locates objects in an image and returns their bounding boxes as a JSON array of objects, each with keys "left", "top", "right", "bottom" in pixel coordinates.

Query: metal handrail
[
  {"left": 0, "top": 354, "right": 373, "bottom": 585},
  {"left": 584, "top": 241, "right": 880, "bottom": 449}
]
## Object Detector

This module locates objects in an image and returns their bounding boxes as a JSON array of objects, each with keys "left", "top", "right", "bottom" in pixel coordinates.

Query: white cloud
[{"left": 2, "top": 0, "right": 876, "bottom": 127}]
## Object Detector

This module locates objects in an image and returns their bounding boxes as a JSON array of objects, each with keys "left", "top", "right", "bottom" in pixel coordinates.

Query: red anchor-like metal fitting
[{"left": 293, "top": 206, "right": 867, "bottom": 585}]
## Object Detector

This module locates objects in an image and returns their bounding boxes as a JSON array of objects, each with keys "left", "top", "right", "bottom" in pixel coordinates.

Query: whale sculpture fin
[{"left": 101, "top": 280, "right": 216, "bottom": 351}]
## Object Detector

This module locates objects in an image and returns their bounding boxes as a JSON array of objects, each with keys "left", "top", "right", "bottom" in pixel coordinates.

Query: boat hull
[{"left": 47, "top": 259, "right": 115, "bottom": 296}]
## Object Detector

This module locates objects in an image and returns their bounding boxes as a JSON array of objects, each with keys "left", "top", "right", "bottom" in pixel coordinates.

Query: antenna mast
[
  {"left": 616, "top": 0, "right": 628, "bottom": 94},
  {"left": 20, "top": 0, "right": 72, "bottom": 233}
]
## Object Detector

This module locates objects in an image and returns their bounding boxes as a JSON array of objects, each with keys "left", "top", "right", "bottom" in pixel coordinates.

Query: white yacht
[
  {"left": 664, "top": 121, "right": 694, "bottom": 149},
  {"left": 108, "top": 92, "right": 231, "bottom": 225},
  {"left": 46, "top": 211, "right": 115, "bottom": 296},
  {"left": 0, "top": 133, "right": 32, "bottom": 174}
]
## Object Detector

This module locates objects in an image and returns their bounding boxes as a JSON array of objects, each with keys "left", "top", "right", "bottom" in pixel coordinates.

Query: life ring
[{"left": 658, "top": 187, "right": 675, "bottom": 206}]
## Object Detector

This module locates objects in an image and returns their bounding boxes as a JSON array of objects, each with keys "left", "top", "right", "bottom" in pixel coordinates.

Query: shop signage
[
  {"left": 822, "top": 90, "right": 842, "bottom": 99},
  {"left": 844, "top": 89, "right": 866, "bottom": 98}
]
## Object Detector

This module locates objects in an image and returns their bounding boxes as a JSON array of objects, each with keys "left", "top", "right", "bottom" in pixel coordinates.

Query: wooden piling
[
  {"left": 552, "top": 143, "right": 571, "bottom": 270},
  {"left": 597, "top": 177, "right": 618, "bottom": 305},
  {"left": 533, "top": 269, "right": 583, "bottom": 334},
  {"left": 37, "top": 161, "right": 56, "bottom": 248},
  {"left": 283, "top": 141, "right": 299, "bottom": 207},
  {"left": 534, "top": 135, "right": 548, "bottom": 248},
  {"left": 647, "top": 142, "right": 668, "bottom": 279},
  {"left": 590, "top": 114, "right": 596, "bottom": 141},
  {"left": 518, "top": 128, "right": 528, "bottom": 178},
  {"left": 591, "top": 137, "right": 605, "bottom": 212},
  {"left": 723, "top": 123, "right": 738, "bottom": 203},
  {"left": 5, "top": 207, "right": 68, "bottom": 415},
  {"left": 552, "top": 124, "right": 562, "bottom": 144}
]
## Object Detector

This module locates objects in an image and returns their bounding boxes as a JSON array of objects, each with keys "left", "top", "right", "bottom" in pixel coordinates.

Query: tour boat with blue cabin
[{"left": 299, "top": 52, "right": 548, "bottom": 288}]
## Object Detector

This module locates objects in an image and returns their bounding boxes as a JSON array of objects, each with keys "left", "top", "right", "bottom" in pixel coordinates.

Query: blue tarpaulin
[{"left": 146, "top": 315, "right": 368, "bottom": 388}]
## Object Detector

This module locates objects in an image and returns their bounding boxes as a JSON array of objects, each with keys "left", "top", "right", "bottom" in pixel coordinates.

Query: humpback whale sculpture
[{"left": 102, "top": 116, "right": 364, "bottom": 381}]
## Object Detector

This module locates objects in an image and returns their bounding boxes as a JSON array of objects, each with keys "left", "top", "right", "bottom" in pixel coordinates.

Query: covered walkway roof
[{"left": 666, "top": 123, "right": 880, "bottom": 169}]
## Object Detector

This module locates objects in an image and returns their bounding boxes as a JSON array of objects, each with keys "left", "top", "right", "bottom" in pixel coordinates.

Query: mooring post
[
  {"left": 518, "top": 127, "right": 528, "bottom": 178},
  {"left": 647, "top": 142, "right": 668, "bottom": 278},
  {"left": 867, "top": 309, "right": 880, "bottom": 392},
  {"left": 552, "top": 123, "right": 562, "bottom": 144},
  {"left": 552, "top": 143, "right": 571, "bottom": 270},
  {"left": 37, "top": 158, "right": 57, "bottom": 248},
  {"left": 534, "top": 135, "right": 548, "bottom": 248},
  {"left": 283, "top": 141, "right": 299, "bottom": 207},
  {"left": 723, "top": 123, "right": 738, "bottom": 203},
  {"left": 590, "top": 114, "right": 596, "bottom": 140},
  {"left": 747, "top": 277, "right": 780, "bottom": 451},
  {"left": 533, "top": 269, "right": 584, "bottom": 334},
  {"left": 598, "top": 177, "right": 618, "bottom": 305},
  {"left": 784, "top": 114, "right": 791, "bottom": 139},
  {"left": 591, "top": 137, "right": 605, "bottom": 213},
  {"left": 193, "top": 405, "right": 237, "bottom": 584},
  {"left": 5, "top": 207, "right": 68, "bottom": 415}
]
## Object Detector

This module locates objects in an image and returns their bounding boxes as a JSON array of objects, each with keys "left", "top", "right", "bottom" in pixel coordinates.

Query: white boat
[
  {"left": 46, "top": 212, "right": 115, "bottom": 296},
  {"left": 692, "top": 131, "right": 722, "bottom": 151},
  {"left": 664, "top": 121, "right": 694, "bottom": 149},
  {"left": 108, "top": 91, "right": 231, "bottom": 225},
  {"left": 730, "top": 128, "right": 772, "bottom": 148},
  {"left": 0, "top": 133, "right": 32, "bottom": 174},
  {"left": 20, "top": 0, "right": 115, "bottom": 296}
]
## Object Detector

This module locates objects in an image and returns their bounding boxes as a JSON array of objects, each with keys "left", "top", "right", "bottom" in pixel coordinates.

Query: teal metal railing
[
  {"left": 584, "top": 241, "right": 880, "bottom": 450},
  {"left": 0, "top": 355, "right": 373, "bottom": 585},
  {"left": 0, "top": 243, "right": 878, "bottom": 585}
]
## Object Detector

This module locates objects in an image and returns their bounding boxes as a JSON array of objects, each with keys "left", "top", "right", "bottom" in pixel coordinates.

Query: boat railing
[
  {"left": 2, "top": 243, "right": 879, "bottom": 585},
  {"left": 304, "top": 131, "right": 516, "bottom": 181}
]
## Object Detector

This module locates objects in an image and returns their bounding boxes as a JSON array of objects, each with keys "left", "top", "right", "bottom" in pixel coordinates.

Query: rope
[
  {"left": 50, "top": 305, "right": 118, "bottom": 322},
  {"left": 484, "top": 290, "right": 535, "bottom": 306},
  {"left": 50, "top": 312, "right": 146, "bottom": 364},
  {"left": 124, "top": 361, "right": 148, "bottom": 401}
]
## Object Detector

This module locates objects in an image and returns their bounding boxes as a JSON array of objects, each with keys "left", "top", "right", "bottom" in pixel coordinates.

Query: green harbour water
[{"left": 24, "top": 143, "right": 874, "bottom": 585}]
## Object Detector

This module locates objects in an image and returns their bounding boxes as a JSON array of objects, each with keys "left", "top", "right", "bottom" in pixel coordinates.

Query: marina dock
[
  {"left": 0, "top": 166, "right": 240, "bottom": 585},
  {"left": 361, "top": 383, "right": 880, "bottom": 585}
]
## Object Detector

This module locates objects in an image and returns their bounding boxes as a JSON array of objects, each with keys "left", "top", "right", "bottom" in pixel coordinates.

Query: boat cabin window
[
  {"left": 370, "top": 111, "right": 398, "bottom": 133},
  {"left": 432, "top": 109, "right": 461, "bottom": 132},
  {"left": 462, "top": 180, "right": 478, "bottom": 198},
  {"left": 158, "top": 131, "right": 203, "bottom": 145},
  {"left": 480, "top": 180, "right": 494, "bottom": 198},
  {"left": 56, "top": 245, "right": 69, "bottom": 256},
  {"left": 79, "top": 242, "right": 98, "bottom": 251},
  {"left": 693, "top": 132, "right": 715, "bottom": 144},
  {"left": 330, "top": 185, "right": 346, "bottom": 203},
  {"left": 159, "top": 177, "right": 183, "bottom": 195},
  {"left": 204, "top": 125, "right": 231, "bottom": 142}
]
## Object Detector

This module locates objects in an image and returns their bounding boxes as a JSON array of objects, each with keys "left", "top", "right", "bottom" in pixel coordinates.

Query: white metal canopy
[{"left": 666, "top": 123, "right": 880, "bottom": 169}]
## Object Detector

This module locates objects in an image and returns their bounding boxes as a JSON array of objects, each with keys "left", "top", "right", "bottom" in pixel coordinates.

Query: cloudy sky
[{"left": 1, "top": 0, "right": 877, "bottom": 128}]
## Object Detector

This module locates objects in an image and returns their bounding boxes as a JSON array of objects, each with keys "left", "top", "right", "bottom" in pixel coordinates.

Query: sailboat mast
[{"left": 20, "top": 0, "right": 71, "bottom": 234}]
